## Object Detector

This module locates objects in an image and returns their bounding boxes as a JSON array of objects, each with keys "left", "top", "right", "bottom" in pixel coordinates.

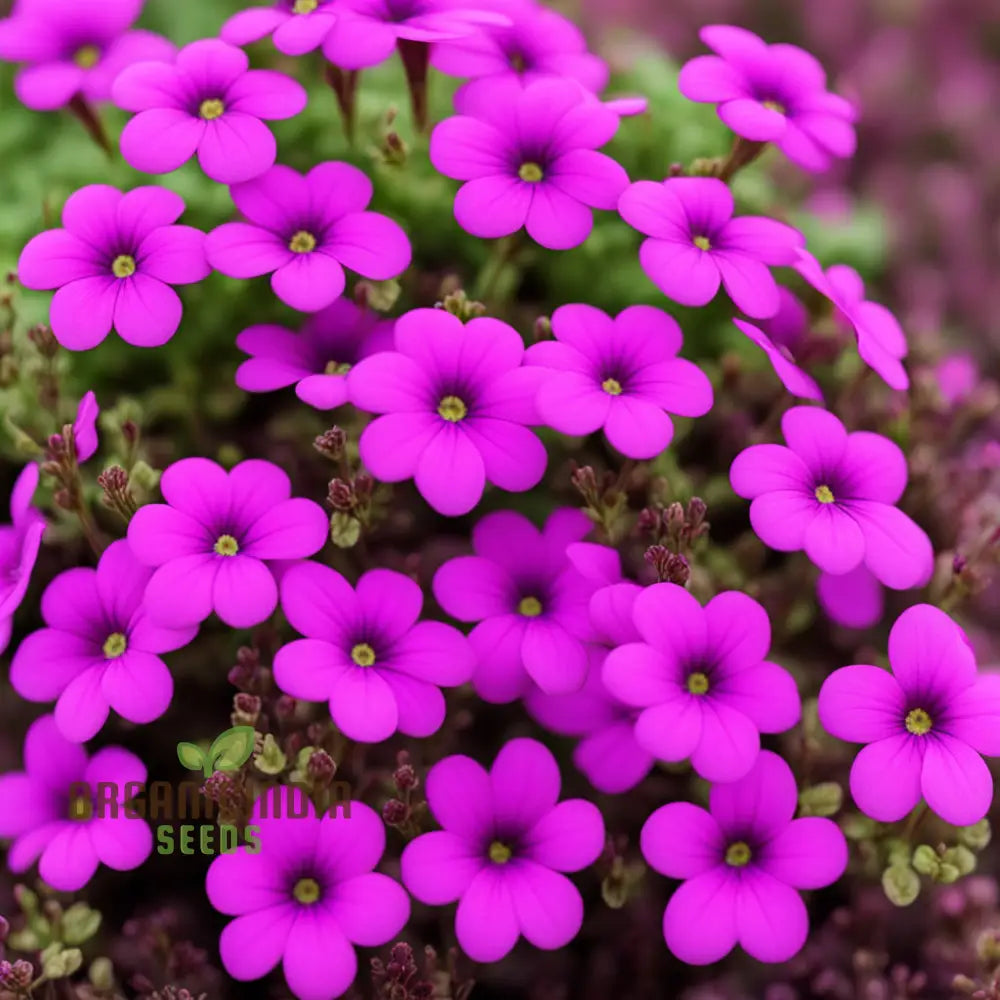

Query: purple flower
[
  {"left": 934, "top": 352, "right": 978, "bottom": 407},
  {"left": 401, "top": 738, "right": 604, "bottom": 962},
  {"left": 759, "top": 286, "right": 808, "bottom": 354},
  {"left": 235, "top": 297, "right": 394, "bottom": 410},
  {"left": 0, "top": 0, "right": 174, "bottom": 111},
  {"left": 603, "top": 582, "right": 800, "bottom": 781},
  {"left": 126, "top": 458, "right": 328, "bottom": 629},
  {"left": 819, "top": 604, "right": 1000, "bottom": 826},
  {"left": 431, "top": 1, "right": 608, "bottom": 94},
  {"left": 207, "top": 789, "right": 408, "bottom": 1000},
  {"left": 0, "top": 464, "right": 45, "bottom": 654},
  {"left": 433, "top": 508, "right": 602, "bottom": 700},
  {"left": 73, "top": 390, "right": 99, "bottom": 462},
  {"left": 273, "top": 562, "right": 474, "bottom": 743},
  {"left": 817, "top": 564, "right": 884, "bottom": 630},
  {"left": 113, "top": 39, "right": 307, "bottom": 184},
  {"left": 732, "top": 318, "right": 823, "bottom": 401},
  {"left": 678, "top": 25, "right": 857, "bottom": 174},
  {"left": 618, "top": 177, "right": 805, "bottom": 318},
  {"left": 524, "top": 303, "right": 713, "bottom": 458},
  {"left": 221, "top": 0, "right": 339, "bottom": 57},
  {"left": 430, "top": 76, "right": 629, "bottom": 250},
  {"left": 349, "top": 308, "right": 546, "bottom": 516},
  {"left": 641, "top": 750, "right": 847, "bottom": 964},
  {"left": 730, "top": 406, "right": 934, "bottom": 588},
  {"left": 205, "top": 163, "right": 411, "bottom": 313},
  {"left": 10, "top": 540, "right": 196, "bottom": 742},
  {"left": 794, "top": 250, "right": 909, "bottom": 390},
  {"left": 322, "top": 0, "right": 508, "bottom": 70},
  {"left": 17, "top": 185, "right": 210, "bottom": 350},
  {"left": 0, "top": 715, "right": 152, "bottom": 891}
]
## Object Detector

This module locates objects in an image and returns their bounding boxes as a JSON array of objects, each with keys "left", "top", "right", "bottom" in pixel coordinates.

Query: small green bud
[
  {"left": 330, "top": 511, "right": 361, "bottom": 548},
  {"left": 89, "top": 957, "right": 115, "bottom": 990},
  {"left": 959, "top": 819, "right": 991, "bottom": 851},
  {"left": 360, "top": 278, "right": 401, "bottom": 313},
  {"left": 42, "top": 946, "right": 83, "bottom": 980},
  {"left": 936, "top": 862, "right": 961, "bottom": 884},
  {"left": 882, "top": 864, "right": 920, "bottom": 907},
  {"left": 15, "top": 884, "right": 39, "bottom": 913},
  {"left": 911, "top": 844, "right": 940, "bottom": 876},
  {"left": 884, "top": 837, "right": 912, "bottom": 867},
  {"left": 942, "top": 845, "right": 976, "bottom": 877},
  {"left": 130, "top": 460, "right": 160, "bottom": 492},
  {"left": 798, "top": 782, "right": 843, "bottom": 818},
  {"left": 841, "top": 813, "right": 877, "bottom": 841},
  {"left": 254, "top": 733, "right": 287, "bottom": 775},
  {"left": 62, "top": 902, "right": 101, "bottom": 945}
]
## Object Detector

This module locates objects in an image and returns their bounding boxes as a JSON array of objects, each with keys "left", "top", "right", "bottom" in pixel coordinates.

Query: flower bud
[
  {"left": 797, "top": 782, "right": 843, "bottom": 818},
  {"left": 942, "top": 845, "right": 976, "bottom": 877},
  {"left": 959, "top": 819, "right": 991, "bottom": 851},
  {"left": 393, "top": 762, "right": 417, "bottom": 792},
  {"left": 232, "top": 693, "right": 262, "bottom": 726},
  {"left": 330, "top": 511, "right": 362, "bottom": 548},
  {"left": 307, "top": 750, "right": 337, "bottom": 788},
  {"left": 911, "top": 845, "right": 940, "bottom": 877},
  {"left": 314, "top": 427, "right": 347, "bottom": 461},
  {"left": 327, "top": 478, "right": 355, "bottom": 511},
  {"left": 88, "top": 956, "right": 114, "bottom": 990},
  {"left": 382, "top": 799, "right": 408, "bottom": 825},
  {"left": 253, "top": 734, "right": 287, "bottom": 775},
  {"left": 882, "top": 864, "right": 920, "bottom": 906},
  {"left": 274, "top": 695, "right": 297, "bottom": 720}
]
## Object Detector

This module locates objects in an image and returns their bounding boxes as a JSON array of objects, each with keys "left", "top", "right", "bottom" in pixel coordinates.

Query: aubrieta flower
[
  {"left": 433, "top": 508, "right": 602, "bottom": 700},
  {"left": 207, "top": 789, "right": 409, "bottom": 1000},
  {"left": 759, "top": 286, "right": 808, "bottom": 355},
  {"left": 641, "top": 750, "right": 847, "bottom": 964},
  {"left": 401, "top": 738, "right": 605, "bottom": 962},
  {"left": 603, "top": 582, "right": 800, "bottom": 781},
  {"left": 205, "top": 163, "right": 410, "bottom": 313},
  {"left": 322, "top": 0, "right": 508, "bottom": 70},
  {"left": 113, "top": 39, "right": 307, "bottom": 184},
  {"left": 221, "top": 0, "right": 339, "bottom": 57},
  {"left": 816, "top": 563, "right": 884, "bottom": 630},
  {"left": 0, "top": 0, "right": 174, "bottom": 111},
  {"left": 733, "top": 318, "right": 823, "bottom": 402},
  {"left": 678, "top": 25, "right": 857, "bottom": 174},
  {"left": 73, "top": 390, "right": 99, "bottom": 462},
  {"left": 10, "top": 540, "right": 196, "bottom": 742},
  {"left": 794, "top": 250, "right": 909, "bottom": 390},
  {"left": 127, "top": 458, "right": 328, "bottom": 629},
  {"left": 429, "top": 76, "right": 629, "bottom": 250},
  {"left": 618, "top": 177, "right": 805, "bottom": 319},
  {"left": 273, "top": 562, "right": 475, "bottom": 743},
  {"left": 730, "top": 406, "right": 934, "bottom": 588},
  {"left": 0, "top": 464, "right": 45, "bottom": 655},
  {"left": 524, "top": 303, "right": 713, "bottom": 459},
  {"left": 17, "top": 185, "right": 210, "bottom": 350},
  {"left": 350, "top": 308, "right": 546, "bottom": 516},
  {"left": 235, "top": 297, "right": 394, "bottom": 410},
  {"left": 818, "top": 604, "right": 1000, "bottom": 826},
  {"left": 0, "top": 715, "right": 152, "bottom": 891}
]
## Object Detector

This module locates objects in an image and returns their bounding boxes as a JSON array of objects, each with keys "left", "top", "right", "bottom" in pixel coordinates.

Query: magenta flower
[
  {"left": 759, "top": 286, "right": 808, "bottom": 354},
  {"left": 429, "top": 76, "right": 629, "bottom": 250},
  {"left": 433, "top": 508, "right": 602, "bottom": 701},
  {"left": 401, "top": 738, "right": 604, "bottom": 962},
  {"left": 618, "top": 177, "right": 805, "bottom": 318},
  {"left": 273, "top": 562, "right": 474, "bottom": 743},
  {"left": 0, "top": 715, "right": 152, "bottom": 891},
  {"left": 113, "top": 39, "right": 307, "bottom": 184},
  {"left": 322, "top": 0, "right": 507, "bottom": 70},
  {"left": 0, "top": 0, "right": 174, "bottom": 111},
  {"left": 733, "top": 318, "right": 823, "bottom": 402},
  {"left": 205, "top": 163, "right": 410, "bottom": 313},
  {"left": 127, "top": 458, "right": 328, "bottom": 629},
  {"left": 678, "top": 25, "right": 857, "bottom": 174},
  {"left": 73, "top": 390, "right": 99, "bottom": 462},
  {"left": 350, "top": 308, "right": 546, "bottom": 516},
  {"left": 221, "top": 0, "right": 339, "bottom": 57},
  {"left": 603, "top": 582, "right": 800, "bottom": 781},
  {"left": 794, "top": 250, "right": 909, "bottom": 390},
  {"left": 207, "top": 789, "right": 408, "bottom": 1000},
  {"left": 10, "top": 540, "right": 196, "bottom": 742},
  {"left": 817, "top": 564, "right": 884, "bottom": 630},
  {"left": 818, "top": 604, "right": 1000, "bottom": 826},
  {"left": 431, "top": 1, "right": 608, "bottom": 94},
  {"left": 17, "top": 185, "right": 209, "bottom": 350},
  {"left": 524, "top": 303, "right": 713, "bottom": 458},
  {"left": 730, "top": 406, "right": 934, "bottom": 588},
  {"left": 642, "top": 750, "right": 847, "bottom": 964},
  {"left": 0, "top": 464, "right": 45, "bottom": 654},
  {"left": 236, "top": 297, "right": 394, "bottom": 410},
  {"left": 934, "top": 353, "right": 978, "bottom": 408}
]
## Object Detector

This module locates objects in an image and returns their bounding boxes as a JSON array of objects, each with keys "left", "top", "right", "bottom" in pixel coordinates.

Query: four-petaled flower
[
  {"left": 732, "top": 318, "right": 823, "bottom": 402},
  {"left": 221, "top": 0, "right": 340, "bottom": 56}
]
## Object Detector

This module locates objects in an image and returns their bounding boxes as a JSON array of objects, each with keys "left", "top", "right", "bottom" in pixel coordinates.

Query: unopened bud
[
  {"left": 328, "top": 478, "right": 354, "bottom": 511},
  {"left": 382, "top": 799, "right": 408, "bottom": 825},
  {"left": 254, "top": 733, "right": 287, "bottom": 775},
  {"left": 942, "top": 845, "right": 976, "bottom": 877},
  {"left": 89, "top": 956, "right": 114, "bottom": 990},
  {"left": 911, "top": 845, "right": 939, "bottom": 877},
  {"left": 314, "top": 427, "right": 346, "bottom": 460},
  {"left": 533, "top": 315, "right": 552, "bottom": 341},
  {"left": 797, "top": 782, "right": 843, "bottom": 818},
  {"left": 959, "top": 819, "right": 992, "bottom": 851},
  {"left": 274, "top": 694, "right": 297, "bottom": 720},
  {"left": 882, "top": 864, "right": 920, "bottom": 906},
  {"left": 394, "top": 763, "right": 417, "bottom": 792},
  {"left": 232, "top": 693, "right": 261, "bottom": 726},
  {"left": 307, "top": 750, "right": 336, "bottom": 787}
]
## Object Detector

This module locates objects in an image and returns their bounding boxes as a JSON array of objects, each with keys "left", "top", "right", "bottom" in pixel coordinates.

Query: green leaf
[
  {"left": 176, "top": 742, "right": 206, "bottom": 772},
  {"left": 209, "top": 726, "right": 256, "bottom": 773}
]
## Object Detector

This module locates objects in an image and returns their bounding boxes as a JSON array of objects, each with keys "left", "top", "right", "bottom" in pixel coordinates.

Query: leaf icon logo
[{"left": 177, "top": 726, "right": 256, "bottom": 777}]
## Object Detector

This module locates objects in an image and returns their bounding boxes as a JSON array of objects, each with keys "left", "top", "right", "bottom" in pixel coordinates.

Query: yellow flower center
[
  {"left": 293, "top": 877, "right": 321, "bottom": 904},
  {"left": 814, "top": 484, "right": 835, "bottom": 504},
  {"left": 74, "top": 45, "right": 101, "bottom": 69},
  {"left": 214, "top": 534, "right": 239, "bottom": 556},
  {"left": 489, "top": 841, "right": 512, "bottom": 864},
  {"left": 324, "top": 361, "right": 352, "bottom": 375},
  {"left": 518, "top": 596, "right": 542, "bottom": 617},
  {"left": 762, "top": 99, "right": 785, "bottom": 114},
  {"left": 602, "top": 377, "right": 623, "bottom": 396},
  {"left": 686, "top": 671, "right": 710, "bottom": 695},
  {"left": 293, "top": 0, "right": 319, "bottom": 11},
  {"left": 199, "top": 98, "right": 225, "bottom": 120},
  {"left": 518, "top": 162, "right": 544, "bottom": 183},
  {"left": 68, "top": 794, "right": 93, "bottom": 821},
  {"left": 103, "top": 632, "right": 127, "bottom": 659},
  {"left": 905, "top": 707, "right": 932, "bottom": 736},
  {"left": 112, "top": 254, "right": 136, "bottom": 279},
  {"left": 289, "top": 230, "right": 317, "bottom": 254},
  {"left": 693, "top": 235, "right": 712, "bottom": 251},
  {"left": 725, "top": 841, "right": 752, "bottom": 867},
  {"left": 351, "top": 642, "right": 376, "bottom": 667},
  {"left": 437, "top": 395, "right": 468, "bottom": 422}
]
